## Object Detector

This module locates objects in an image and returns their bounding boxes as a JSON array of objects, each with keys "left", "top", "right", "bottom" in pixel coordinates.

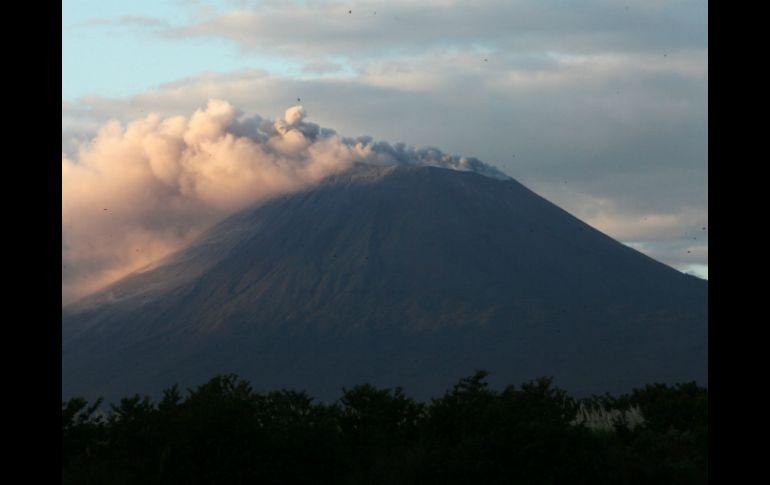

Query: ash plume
[{"left": 62, "top": 99, "right": 507, "bottom": 304}]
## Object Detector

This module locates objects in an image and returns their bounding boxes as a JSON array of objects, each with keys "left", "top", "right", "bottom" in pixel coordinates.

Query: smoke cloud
[{"left": 62, "top": 99, "right": 507, "bottom": 304}]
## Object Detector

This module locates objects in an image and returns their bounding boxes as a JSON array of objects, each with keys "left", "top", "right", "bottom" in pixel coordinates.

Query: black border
[{"left": 9, "top": 0, "right": 62, "bottom": 480}]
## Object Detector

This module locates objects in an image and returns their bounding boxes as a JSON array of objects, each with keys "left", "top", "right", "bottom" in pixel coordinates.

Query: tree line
[{"left": 63, "top": 371, "right": 707, "bottom": 484}]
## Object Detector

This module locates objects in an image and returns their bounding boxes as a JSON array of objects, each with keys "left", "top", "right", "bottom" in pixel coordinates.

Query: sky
[{"left": 62, "top": 0, "right": 708, "bottom": 302}]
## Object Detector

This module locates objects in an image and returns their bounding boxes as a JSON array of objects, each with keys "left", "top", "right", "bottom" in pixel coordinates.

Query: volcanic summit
[{"left": 62, "top": 163, "right": 707, "bottom": 402}]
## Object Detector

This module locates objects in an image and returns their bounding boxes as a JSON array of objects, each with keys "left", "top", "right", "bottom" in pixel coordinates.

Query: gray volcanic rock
[{"left": 62, "top": 163, "right": 707, "bottom": 403}]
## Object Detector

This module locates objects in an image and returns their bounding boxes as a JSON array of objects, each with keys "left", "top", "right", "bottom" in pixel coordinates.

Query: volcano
[{"left": 62, "top": 163, "right": 707, "bottom": 402}]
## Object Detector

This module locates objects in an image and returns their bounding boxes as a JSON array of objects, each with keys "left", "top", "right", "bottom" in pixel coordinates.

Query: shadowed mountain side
[{"left": 63, "top": 163, "right": 707, "bottom": 402}]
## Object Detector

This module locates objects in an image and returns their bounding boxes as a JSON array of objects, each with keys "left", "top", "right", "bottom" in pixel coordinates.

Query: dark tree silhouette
[{"left": 62, "top": 372, "right": 708, "bottom": 485}]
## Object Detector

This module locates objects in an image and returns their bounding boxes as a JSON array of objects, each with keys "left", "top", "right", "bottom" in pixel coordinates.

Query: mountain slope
[{"left": 63, "top": 163, "right": 707, "bottom": 402}]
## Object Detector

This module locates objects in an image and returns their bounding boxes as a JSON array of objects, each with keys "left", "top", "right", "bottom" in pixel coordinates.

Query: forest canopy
[{"left": 63, "top": 372, "right": 707, "bottom": 485}]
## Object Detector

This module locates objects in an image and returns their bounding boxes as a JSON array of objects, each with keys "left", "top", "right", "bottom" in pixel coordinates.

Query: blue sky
[
  {"left": 62, "top": 0, "right": 708, "bottom": 296},
  {"left": 63, "top": 0, "right": 301, "bottom": 100}
]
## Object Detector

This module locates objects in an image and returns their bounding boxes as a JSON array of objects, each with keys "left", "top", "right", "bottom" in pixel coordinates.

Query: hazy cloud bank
[{"left": 159, "top": 0, "right": 706, "bottom": 60}]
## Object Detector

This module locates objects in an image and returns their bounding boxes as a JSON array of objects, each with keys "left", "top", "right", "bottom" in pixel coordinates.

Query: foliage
[{"left": 62, "top": 373, "right": 708, "bottom": 485}]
